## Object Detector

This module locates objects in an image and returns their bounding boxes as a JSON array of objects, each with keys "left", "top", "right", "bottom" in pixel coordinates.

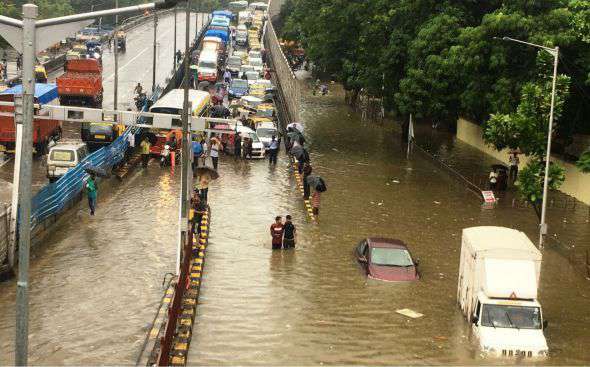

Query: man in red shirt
[{"left": 270, "top": 216, "right": 284, "bottom": 250}]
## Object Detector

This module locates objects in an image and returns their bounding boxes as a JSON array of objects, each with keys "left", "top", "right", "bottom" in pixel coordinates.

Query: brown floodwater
[
  {"left": 187, "top": 85, "right": 590, "bottom": 365},
  {"left": 0, "top": 78, "right": 589, "bottom": 365}
]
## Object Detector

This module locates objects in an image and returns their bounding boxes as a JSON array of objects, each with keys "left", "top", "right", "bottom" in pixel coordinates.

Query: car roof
[
  {"left": 367, "top": 238, "right": 409, "bottom": 250},
  {"left": 50, "top": 143, "right": 86, "bottom": 150},
  {"left": 256, "top": 122, "right": 275, "bottom": 129}
]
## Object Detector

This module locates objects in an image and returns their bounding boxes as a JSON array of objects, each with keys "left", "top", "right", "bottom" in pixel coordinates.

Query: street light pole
[
  {"left": 173, "top": 6, "right": 177, "bottom": 70},
  {"left": 152, "top": 13, "right": 158, "bottom": 92},
  {"left": 179, "top": 0, "right": 192, "bottom": 274},
  {"left": 539, "top": 47, "right": 559, "bottom": 248},
  {"left": 498, "top": 37, "right": 559, "bottom": 248},
  {"left": 15, "top": 4, "right": 37, "bottom": 365},
  {"left": 114, "top": 0, "right": 119, "bottom": 111}
]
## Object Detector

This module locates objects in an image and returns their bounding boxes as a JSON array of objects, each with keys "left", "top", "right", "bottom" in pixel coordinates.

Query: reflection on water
[{"left": 188, "top": 87, "right": 590, "bottom": 365}]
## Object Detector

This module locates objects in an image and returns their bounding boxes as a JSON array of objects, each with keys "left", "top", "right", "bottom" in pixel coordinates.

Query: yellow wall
[{"left": 457, "top": 118, "right": 590, "bottom": 205}]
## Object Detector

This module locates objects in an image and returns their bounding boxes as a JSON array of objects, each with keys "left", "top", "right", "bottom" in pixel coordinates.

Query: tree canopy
[{"left": 280, "top": 0, "right": 590, "bottom": 214}]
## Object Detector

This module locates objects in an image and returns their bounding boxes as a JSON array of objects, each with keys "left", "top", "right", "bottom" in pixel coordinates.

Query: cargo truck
[
  {"left": 0, "top": 83, "right": 62, "bottom": 155},
  {"left": 457, "top": 226, "right": 548, "bottom": 358},
  {"left": 57, "top": 58, "right": 103, "bottom": 108}
]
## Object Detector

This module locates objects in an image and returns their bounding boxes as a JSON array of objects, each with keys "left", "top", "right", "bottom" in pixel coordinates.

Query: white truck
[{"left": 457, "top": 226, "right": 548, "bottom": 358}]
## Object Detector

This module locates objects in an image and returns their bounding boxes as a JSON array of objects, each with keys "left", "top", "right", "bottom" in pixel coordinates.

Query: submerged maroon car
[{"left": 355, "top": 238, "right": 420, "bottom": 281}]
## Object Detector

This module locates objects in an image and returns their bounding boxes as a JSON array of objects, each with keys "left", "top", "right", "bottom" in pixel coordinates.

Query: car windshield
[
  {"left": 256, "top": 128, "right": 276, "bottom": 138},
  {"left": 370, "top": 247, "right": 414, "bottom": 267},
  {"left": 50, "top": 149, "right": 75, "bottom": 162},
  {"left": 248, "top": 133, "right": 260, "bottom": 142},
  {"left": 231, "top": 80, "right": 249, "bottom": 89},
  {"left": 481, "top": 304, "right": 542, "bottom": 330},
  {"left": 199, "top": 61, "right": 217, "bottom": 69},
  {"left": 257, "top": 109, "right": 274, "bottom": 117}
]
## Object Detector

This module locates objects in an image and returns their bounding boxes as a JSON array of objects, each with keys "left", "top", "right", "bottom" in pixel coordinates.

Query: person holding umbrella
[{"left": 85, "top": 173, "right": 98, "bottom": 216}]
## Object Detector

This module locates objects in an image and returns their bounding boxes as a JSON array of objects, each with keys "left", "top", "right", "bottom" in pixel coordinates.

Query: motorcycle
[{"left": 160, "top": 145, "right": 171, "bottom": 167}]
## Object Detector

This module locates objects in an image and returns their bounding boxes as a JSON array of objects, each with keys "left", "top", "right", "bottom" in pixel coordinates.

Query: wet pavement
[{"left": 187, "top": 85, "right": 590, "bottom": 365}]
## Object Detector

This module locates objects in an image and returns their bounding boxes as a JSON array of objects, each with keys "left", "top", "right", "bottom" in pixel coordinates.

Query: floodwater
[
  {"left": 0, "top": 71, "right": 588, "bottom": 366},
  {"left": 188, "top": 85, "right": 590, "bottom": 365}
]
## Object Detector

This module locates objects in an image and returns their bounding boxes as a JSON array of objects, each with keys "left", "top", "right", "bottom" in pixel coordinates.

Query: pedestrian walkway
[{"left": 413, "top": 122, "right": 590, "bottom": 278}]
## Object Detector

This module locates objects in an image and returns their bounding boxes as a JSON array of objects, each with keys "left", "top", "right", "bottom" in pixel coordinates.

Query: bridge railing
[
  {"left": 264, "top": 1, "right": 301, "bottom": 124},
  {"left": 0, "top": 206, "right": 9, "bottom": 270}
]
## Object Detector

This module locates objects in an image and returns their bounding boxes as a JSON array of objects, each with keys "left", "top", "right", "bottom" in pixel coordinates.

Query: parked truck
[
  {"left": 57, "top": 58, "right": 103, "bottom": 108},
  {"left": 457, "top": 226, "right": 548, "bottom": 358},
  {"left": 0, "top": 83, "right": 62, "bottom": 154}
]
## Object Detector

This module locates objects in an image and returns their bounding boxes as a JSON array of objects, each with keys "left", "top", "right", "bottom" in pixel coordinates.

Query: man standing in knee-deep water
[
  {"left": 282, "top": 215, "right": 296, "bottom": 249},
  {"left": 270, "top": 216, "right": 284, "bottom": 250}
]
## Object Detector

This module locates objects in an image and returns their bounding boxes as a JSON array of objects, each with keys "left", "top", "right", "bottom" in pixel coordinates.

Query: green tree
[{"left": 483, "top": 52, "right": 571, "bottom": 218}]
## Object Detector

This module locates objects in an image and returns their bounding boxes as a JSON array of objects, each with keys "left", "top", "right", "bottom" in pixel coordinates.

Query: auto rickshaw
[{"left": 34, "top": 65, "right": 47, "bottom": 83}]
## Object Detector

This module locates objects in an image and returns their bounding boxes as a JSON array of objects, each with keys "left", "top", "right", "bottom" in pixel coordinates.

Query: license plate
[{"left": 95, "top": 134, "right": 106, "bottom": 139}]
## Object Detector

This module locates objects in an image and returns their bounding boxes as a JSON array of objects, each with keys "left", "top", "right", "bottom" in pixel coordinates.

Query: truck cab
[
  {"left": 471, "top": 292, "right": 548, "bottom": 358},
  {"left": 46, "top": 142, "right": 88, "bottom": 182},
  {"left": 458, "top": 226, "right": 549, "bottom": 359}
]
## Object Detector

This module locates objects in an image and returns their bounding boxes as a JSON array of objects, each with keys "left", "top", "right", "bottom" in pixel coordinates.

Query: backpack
[{"left": 316, "top": 177, "right": 327, "bottom": 192}]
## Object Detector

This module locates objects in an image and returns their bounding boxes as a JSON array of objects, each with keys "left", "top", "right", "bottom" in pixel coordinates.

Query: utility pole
[
  {"left": 15, "top": 4, "right": 37, "bottom": 365},
  {"left": 178, "top": 0, "right": 192, "bottom": 274},
  {"left": 152, "top": 13, "right": 158, "bottom": 92},
  {"left": 496, "top": 37, "right": 559, "bottom": 248},
  {"left": 114, "top": 0, "right": 119, "bottom": 111},
  {"left": 173, "top": 6, "right": 177, "bottom": 70}
]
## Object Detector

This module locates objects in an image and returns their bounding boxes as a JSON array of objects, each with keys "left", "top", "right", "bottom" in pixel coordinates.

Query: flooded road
[
  {"left": 0, "top": 166, "right": 180, "bottom": 364},
  {"left": 188, "top": 86, "right": 590, "bottom": 365}
]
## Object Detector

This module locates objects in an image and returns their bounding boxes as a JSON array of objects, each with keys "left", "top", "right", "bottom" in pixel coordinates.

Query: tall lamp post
[
  {"left": 0, "top": 1, "right": 182, "bottom": 364},
  {"left": 498, "top": 36, "right": 560, "bottom": 248}
]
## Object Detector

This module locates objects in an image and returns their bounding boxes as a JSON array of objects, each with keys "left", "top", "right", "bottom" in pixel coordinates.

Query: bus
[{"left": 148, "top": 89, "right": 211, "bottom": 156}]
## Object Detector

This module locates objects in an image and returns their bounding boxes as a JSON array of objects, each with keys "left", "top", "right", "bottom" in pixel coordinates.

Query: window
[
  {"left": 481, "top": 304, "right": 542, "bottom": 329},
  {"left": 370, "top": 248, "right": 414, "bottom": 267},
  {"left": 50, "top": 150, "right": 75, "bottom": 162}
]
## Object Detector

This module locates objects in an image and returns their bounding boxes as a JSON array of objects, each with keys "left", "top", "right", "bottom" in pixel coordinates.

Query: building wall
[{"left": 457, "top": 117, "right": 590, "bottom": 205}]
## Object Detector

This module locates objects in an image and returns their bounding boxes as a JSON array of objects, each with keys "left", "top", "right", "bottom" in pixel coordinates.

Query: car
[
  {"left": 355, "top": 238, "right": 420, "bottom": 281},
  {"left": 228, "top": 79, "right": 250, "bottom": 100},
  {"left": 256, "top": 121, "right": 278, "bottom": 150},
  {"left": 46, "top": 142, "right": 89, "bottom": 182},
  {"left": 249, "top": 57, "right": 264, "bottom": 74},
  {"left": 248, "top": 50, "right": 262, "bottom": 60},
  {"left": 226, "top": 56, "right": 242, "bottom": 77},
  {"left": 245, "top": 70, "right": 261, "bottom": 83}
]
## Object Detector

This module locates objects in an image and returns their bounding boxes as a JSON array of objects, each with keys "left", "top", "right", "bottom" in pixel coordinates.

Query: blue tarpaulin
[
  {"left": 0, "top": 83, "right": 59, "bottom": 105},
  {"left": 212, "top": 10, "right": 233, "bottom": 20},
  {"left": 205, "top": 29, "right": 229, "bottom": 44}
]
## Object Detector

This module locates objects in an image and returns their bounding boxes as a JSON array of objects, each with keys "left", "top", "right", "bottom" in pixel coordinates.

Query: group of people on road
[
  {"left": 192, "top": 134, "right": 223, "bottom": 171},
  {"left": 270, "top": 215, "right": 297, "bottom": 250},
  {"left": 287, "top": 128, "right": 322, "bottom": 216},
  {"left": 488, "top": 151, "right": 520, "bottom": 191}
]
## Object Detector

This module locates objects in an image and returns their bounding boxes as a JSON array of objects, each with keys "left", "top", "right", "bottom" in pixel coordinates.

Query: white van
[
  {"left": 458, "top": 226, "right": 548, "bottom": 358},
  {"left": 46, "top": 142, "right": 89, "bottom": 182}
]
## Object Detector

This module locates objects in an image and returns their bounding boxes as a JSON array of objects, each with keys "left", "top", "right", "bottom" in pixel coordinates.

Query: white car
[
  {"left": 46, "top": 142, "right": 89, "bottom": 182},
  {"left": 256, "top": 121, "right": 278, "bottom": 150},
  {"left": 248, "top": 50, "right": 262, "bottom": 60},
  {"left": 244, "top": 70, "right": 261, "bottom": 83},
  {"left": 237, "top": 126, "right": 265, "bottom": 159},
  {"left": 249, "top": 57, "right": 264, "bottom": 74}
]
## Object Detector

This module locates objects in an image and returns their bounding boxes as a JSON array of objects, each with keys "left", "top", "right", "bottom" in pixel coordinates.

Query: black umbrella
[
  {"left": 306, "top": 175, "right": 327, "bottom": 192},
  {"left": 85, "top": 165, "right": 110, "bottom": 178},
  {"left": 290, "top": 144, "right": 304, "bottom": 159},
  {"left": 194, "top": 166, "right": 219, "bottom": 180}
]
